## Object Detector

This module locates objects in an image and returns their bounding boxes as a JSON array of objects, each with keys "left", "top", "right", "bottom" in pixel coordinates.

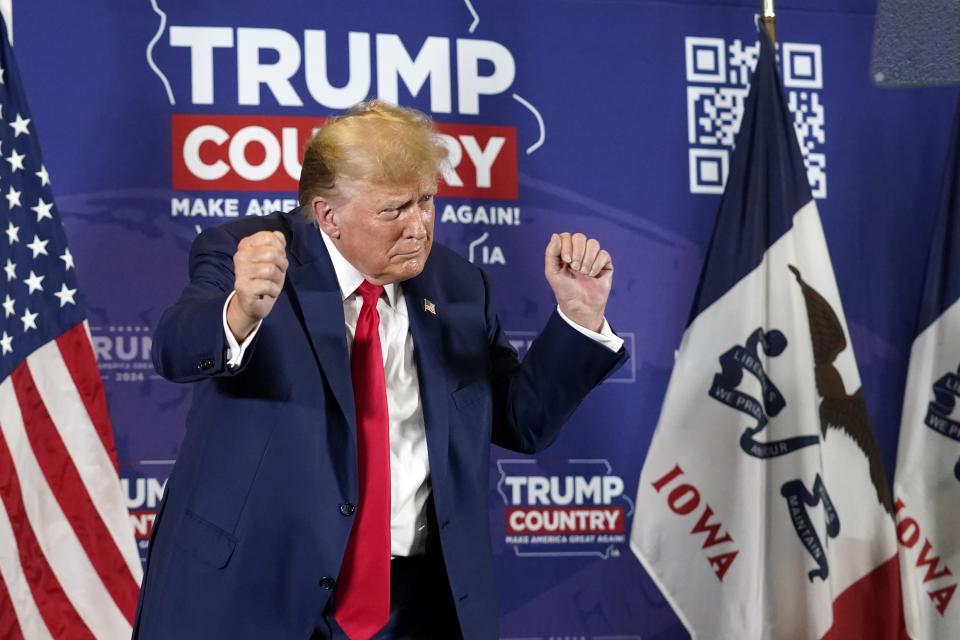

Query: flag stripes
[
  {"left": 0, "top": 326, "right": 139, "bottom": 637},
  {"left": 13, "top": 356, "right": 139, "bottom": 622},
  {"left": 55, "top": 324, "right": 120, "bottom": 474},
  {"left": 0, "top": 404, "right": 96, "bottom": 638},
  {"left": 822, "top": 556, "right": 903, "bottom": 640},
  {"left": 0, "top": 561, "right": 20, "bottom": 640},
  {"left": 31, "top": 330, "right": 142, "bottom": 583},
  {"left": 0, "top": 503, "right": 37, "bottom": 640}
]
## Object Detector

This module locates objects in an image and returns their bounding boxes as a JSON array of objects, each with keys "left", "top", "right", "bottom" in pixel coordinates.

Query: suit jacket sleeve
[
  {"left": 152, "top": 224, "right": 257, "bottom": 382},
  {"left": 481, "top": 269, "right": 627, "bottom": 453}
]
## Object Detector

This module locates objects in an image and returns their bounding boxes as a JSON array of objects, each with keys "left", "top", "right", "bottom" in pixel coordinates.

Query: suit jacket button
[
  {"left": 197, "top": 357, "right": 215, "bottom": 370},
  {"left": 318, "top": 577, "right": 335, "bottom": 590},
  {"left": 339, "top": 503, "right": 356, "bottom": 516}
]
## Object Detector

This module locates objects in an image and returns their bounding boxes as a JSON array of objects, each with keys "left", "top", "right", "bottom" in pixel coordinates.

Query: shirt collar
[{"left": 319, "top": 228, "right": 399, "bottom": 307}]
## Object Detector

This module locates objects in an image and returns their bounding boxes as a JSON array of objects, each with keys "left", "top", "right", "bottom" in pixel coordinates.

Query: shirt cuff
[
  {"left": 223, "top": 290, "right": 262, "bottom": 368},
  {"left": 555, "top": 306, "right": 624, "bottom": 353}
]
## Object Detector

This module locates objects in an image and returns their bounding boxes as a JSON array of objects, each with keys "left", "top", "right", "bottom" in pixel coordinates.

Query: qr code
[{"left": 685, "top": 37, "right": 826, "bottom": 198}]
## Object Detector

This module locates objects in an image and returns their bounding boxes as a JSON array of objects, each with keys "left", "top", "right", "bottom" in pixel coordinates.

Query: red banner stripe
[
  {"left": 170, "top": 113, "right": 519, "bottom": 199},
  {"left": 10, "top": 364, "right": 139, "bottom": 624},
  {"left": 55, "top": 324, "right": 120, "bottom": 474},
  {"left": 0, "top": 417, "right": 94, "bottom": 639},
  {"left": 0, "top": 569, "right": 24, "bottom": 640},
  {"left": 821, "top": 554, "right": 908, "bottom": 640}
]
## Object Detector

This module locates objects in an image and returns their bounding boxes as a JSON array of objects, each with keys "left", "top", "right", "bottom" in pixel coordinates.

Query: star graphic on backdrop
[
  {"left": 26, "top": 234, "right": 48, "bottom": 258},
  {"left": 3, "top": 258, "right": 14, "bottom": 281},
  {"left": 24, "top": 270, "right": 45, "bottom": 294},
  {"left": 35, "top": 164, "right": 49, "bottom": 187},
  {"left": 6, "top": 185, "right": 21, "bottom": 209},
  {"left": 2, "top": 294, "right": 14, "bottom": 318},
  {"left": 31, "top": 198, "right": 53, "bottom": 222},
  {"left": 53, "top": 283, "right": 76, "bottom": 307},
  {"left": 9, "top": 113, "right": 31, "bottom": 137},
  {"left": 6, "top": 149, "right": 25, "bottom": 173},
  {"left": 0, "top": 331, "right": 12, "bottom": 355},
  {"left": 5, "top": 221, "right": 18, "bottom": 244},
  {"left": 20, "top": 307, "right": 38, "bottom": 332},
  {"left": 59, "top": 248, "right": 74, "bottom": 271}
]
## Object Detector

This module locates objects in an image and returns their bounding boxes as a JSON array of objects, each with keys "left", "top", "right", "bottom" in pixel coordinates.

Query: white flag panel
[{"left": 632, "top": 202, "right": 897, "bottom": 640}]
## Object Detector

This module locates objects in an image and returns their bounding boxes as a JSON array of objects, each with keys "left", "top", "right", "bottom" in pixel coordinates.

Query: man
[{"left": 134, "top": 101, "right": 626, "bottom": 639}]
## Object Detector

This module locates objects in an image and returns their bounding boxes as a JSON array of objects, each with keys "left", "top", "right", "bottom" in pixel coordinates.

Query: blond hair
[{"left": 298, "top": 100, "right": 448, "bottom": 217}]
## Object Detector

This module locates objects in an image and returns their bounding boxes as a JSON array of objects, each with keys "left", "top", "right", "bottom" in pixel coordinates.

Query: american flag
[{"left": 0, "top": 15, "right": 142, "bottom": 639}]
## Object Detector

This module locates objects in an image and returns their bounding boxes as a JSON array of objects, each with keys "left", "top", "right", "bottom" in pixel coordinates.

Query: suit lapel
[
  {"left": 402, "top": 274, "right": 451, "bottom": 495},
  {"left": 283, "top": 209, "right": 452, "bottom": 504},
  {"left": 283, "top": 212, "right": 356, "bottom": 432}
]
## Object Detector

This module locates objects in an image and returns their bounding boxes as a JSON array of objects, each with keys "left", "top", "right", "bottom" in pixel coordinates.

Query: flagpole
[{"left": 760, "top": 0, "right": 776, "bottom": 44}]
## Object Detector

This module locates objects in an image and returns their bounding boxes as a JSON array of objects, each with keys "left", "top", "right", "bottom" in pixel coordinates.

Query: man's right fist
[{"left": 226, "top": 230, "right": 289, "bottom": 342}]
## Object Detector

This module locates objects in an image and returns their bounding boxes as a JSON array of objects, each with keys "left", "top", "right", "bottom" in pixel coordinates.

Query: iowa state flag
[
  {"left": 894, "top": 94, "right": 960, "bottom": 637},
  {"left": 630, "top": 28, "right": 905, "bottom": 639}
]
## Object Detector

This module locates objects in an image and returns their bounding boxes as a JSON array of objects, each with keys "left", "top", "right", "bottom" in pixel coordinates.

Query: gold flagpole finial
[{"left": 760, "top": 0, "right": 776, "bottom": 45}]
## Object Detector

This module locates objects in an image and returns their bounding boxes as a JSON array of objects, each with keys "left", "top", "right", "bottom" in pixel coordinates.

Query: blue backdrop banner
[{"left": 10, "top": 1, "right": 959, "bottom": 637}]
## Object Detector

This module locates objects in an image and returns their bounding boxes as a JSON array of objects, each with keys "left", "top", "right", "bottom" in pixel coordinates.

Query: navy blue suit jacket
[{"left": 133, "top": 209, "right": 626, "bottom": 639}]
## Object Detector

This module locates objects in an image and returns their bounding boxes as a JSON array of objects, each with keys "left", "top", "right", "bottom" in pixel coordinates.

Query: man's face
[{"left": 318, "top": 177, "right": 437, "bottom": 285}]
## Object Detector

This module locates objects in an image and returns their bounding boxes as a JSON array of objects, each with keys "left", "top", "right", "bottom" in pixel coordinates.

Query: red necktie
[{"left": 335, "top": 281, "right": 391, "bottom": 639}]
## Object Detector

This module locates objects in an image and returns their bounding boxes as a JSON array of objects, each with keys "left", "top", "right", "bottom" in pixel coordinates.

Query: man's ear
[{"left": 311, "top": 196, "right": 339, "bottom": 238}]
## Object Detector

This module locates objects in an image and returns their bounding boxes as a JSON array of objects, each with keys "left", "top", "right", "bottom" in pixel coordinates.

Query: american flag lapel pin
[{"left": 423, "top": 298, "right": 436, "bottom": 315}]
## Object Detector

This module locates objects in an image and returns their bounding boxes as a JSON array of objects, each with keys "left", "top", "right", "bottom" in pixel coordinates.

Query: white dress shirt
[{"left": 223, "top": 227, "right": 622, "bottom": 556}]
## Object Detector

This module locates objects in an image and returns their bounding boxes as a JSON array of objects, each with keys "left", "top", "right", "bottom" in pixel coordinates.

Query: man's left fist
[{"left": 544, "top": 232, "right": 613, "bottom": 332}]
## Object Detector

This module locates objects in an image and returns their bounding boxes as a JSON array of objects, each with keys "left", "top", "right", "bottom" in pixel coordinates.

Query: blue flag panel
[
  {"left": 688, "top": 28, "right": 813, "bottom": 324},
  {"left": 0, "top": 13, "right": 86, "bottom": 381},
  {"left": 916, "top": 95, "right": 960, "bottom": 335}
]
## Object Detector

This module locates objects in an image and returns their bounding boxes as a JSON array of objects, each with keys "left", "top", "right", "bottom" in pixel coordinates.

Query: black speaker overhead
[{"left": 871, "top": 0, "right": 960, "bottom": 88}]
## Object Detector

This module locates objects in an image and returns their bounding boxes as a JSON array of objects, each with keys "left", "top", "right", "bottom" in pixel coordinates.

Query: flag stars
[
  {"left": 3, "top": 258, "right": 14, "bottom": 281},
  {"left": 24, "top": 270, "right": 44, "bottom": 294},
  {"left": 53, "top": 283, "right": 76, "bottom": 307},
  {"left": 0, "top": 67, "right": 6, "bottom": 85},
  {"left": 35, "top": 164, "right": 50, "bottom": 187},
  {"left": 6, "top": 148, "right": 25, "bottom": 173},
  {"left": 20, "top": 307, "right": 38, "bottom": 332},
  {"left": 2, "top": 294, "right": 13, "bottom": 317},
  {"left": 31, "top": 198, "right": 52, "bottom": 222},
  {"left": 0, "top": 332, "right": 11, "bottom": 355},
  {"left": 26, "top": 234, "right": 48, "bottom": 258},
  {"left": 9, "top": 113, "right": 30, "bottom": 137},
  {"left": 5, "top": 220, "right": 17, "bottom": 244},
  {"left": 60, "top": 248, "right": 74, "bottom": 271},
  {"left": 6, "top": 185, "right": 21, "bottom": 208}
]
